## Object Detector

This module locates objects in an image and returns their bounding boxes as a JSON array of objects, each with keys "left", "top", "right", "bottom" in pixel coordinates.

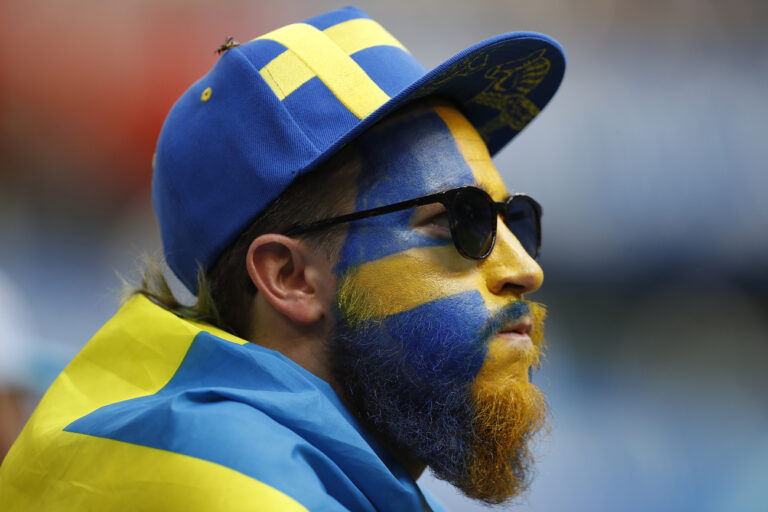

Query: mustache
[{"left": 478, "top": 300, "right": 531, "bottom": 343}]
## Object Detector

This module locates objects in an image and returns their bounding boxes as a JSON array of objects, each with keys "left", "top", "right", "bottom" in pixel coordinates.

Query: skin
[{"left": 245, "top": 99, "right": 543, "bottom": 482}]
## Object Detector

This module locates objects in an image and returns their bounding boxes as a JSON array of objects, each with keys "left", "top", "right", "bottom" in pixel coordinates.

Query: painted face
[
  {"left": 334, "top": 100, "right": 544, "bottom": 378},
  {"left": 329, "top": 100, "right": 547, "bottom": 502}
]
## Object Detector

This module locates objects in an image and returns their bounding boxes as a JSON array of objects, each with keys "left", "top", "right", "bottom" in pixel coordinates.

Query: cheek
[
  {"left": 337, "top": 244, "right": 485, "bottom": 317},
  {"left": 337, "top": 247, "right": 495, "bottom": 382},
  {"left": 373, "top": 290, "right": 491, "bottom": 382}
]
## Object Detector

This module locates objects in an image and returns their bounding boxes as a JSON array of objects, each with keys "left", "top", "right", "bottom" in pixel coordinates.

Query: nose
[{"left": 482, "top": 217, "right": 544, "bottom": 296}]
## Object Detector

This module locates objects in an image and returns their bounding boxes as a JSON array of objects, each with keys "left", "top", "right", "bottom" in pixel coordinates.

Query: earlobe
[{"left": 246, "top": 235, "right": 330, "bottom": 325}]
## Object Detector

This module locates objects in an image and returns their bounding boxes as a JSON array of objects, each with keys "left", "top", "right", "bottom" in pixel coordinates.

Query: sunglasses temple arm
[{"left": 285, "top": 194, "right": 445, "bottom": 236}]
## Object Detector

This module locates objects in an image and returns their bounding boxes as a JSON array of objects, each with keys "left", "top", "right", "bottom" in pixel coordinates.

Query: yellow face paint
[
  {"left": 474, "top": 301, "right": 547, "bottom": 387},
  {"left": 347, "top": 244, "right": 521, "bottom": 319},
  {"left": 432, "top": 104, "right": 507, "bottom": 200}
]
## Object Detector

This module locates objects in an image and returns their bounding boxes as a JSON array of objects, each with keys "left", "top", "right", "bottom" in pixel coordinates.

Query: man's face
[{"left": 328, "top": 101, "right": 547, "bottom": 503}]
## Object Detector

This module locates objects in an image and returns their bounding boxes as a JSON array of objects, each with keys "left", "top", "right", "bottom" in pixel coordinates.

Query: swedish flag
[{"left": 0, "top": 295, "right": 443, "bottom": 510}]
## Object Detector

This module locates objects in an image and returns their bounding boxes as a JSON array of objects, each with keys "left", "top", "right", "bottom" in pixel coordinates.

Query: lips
[{"left": 496, "top": 316, "right": 533, "bottom": 348}]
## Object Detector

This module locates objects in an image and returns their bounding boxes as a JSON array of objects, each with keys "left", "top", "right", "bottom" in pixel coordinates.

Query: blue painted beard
[{"left": 328, "top": 272, "right": 548, "bottom": 503}]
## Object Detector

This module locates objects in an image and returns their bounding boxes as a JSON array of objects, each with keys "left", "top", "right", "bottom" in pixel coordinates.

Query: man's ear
[{"left": 245, "top": 234, "right": 334, "bottom": 325}]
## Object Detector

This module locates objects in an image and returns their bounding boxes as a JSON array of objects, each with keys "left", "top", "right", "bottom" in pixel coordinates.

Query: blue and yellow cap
[{"left": 153, "top": 6, "right": 565, "bottom": 292}]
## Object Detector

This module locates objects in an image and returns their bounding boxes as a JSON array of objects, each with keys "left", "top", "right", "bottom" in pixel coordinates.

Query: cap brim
[{"left": 313, "top": 31, "right": 566, "bottom": 168}]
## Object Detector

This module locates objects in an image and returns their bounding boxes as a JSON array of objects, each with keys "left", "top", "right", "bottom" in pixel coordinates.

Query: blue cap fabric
[{"left": 153, "top": 6, "right": 566, "bottom": 292}]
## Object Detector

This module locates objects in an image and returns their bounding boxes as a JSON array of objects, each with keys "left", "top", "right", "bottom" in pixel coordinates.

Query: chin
[{"left": 455, "top": 371, "right": 548, "bottom": 504}]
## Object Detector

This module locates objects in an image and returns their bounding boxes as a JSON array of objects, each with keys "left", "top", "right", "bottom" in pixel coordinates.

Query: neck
[
  {"left": 248, "top": 299, "right": 427, "bottom": 482},
  {"left": 248, "top": 297, "right": 337, "bottom": 383}
]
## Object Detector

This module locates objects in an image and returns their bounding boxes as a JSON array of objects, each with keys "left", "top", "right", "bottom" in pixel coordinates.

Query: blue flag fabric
[{"left": 0, "top": 295, "right": 445, "bottom": 511}]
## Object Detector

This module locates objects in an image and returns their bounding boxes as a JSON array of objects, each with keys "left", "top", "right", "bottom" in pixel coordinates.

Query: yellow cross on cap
[{"left": 256, "top": 19, "right": 407, "bottom": 119}]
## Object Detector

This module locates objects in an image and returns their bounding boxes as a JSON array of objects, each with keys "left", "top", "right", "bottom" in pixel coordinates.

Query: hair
[{"left": 128, "top": 145, "right": 360, "bottom": 338}]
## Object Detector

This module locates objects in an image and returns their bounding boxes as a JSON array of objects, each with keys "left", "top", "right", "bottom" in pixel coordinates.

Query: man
[{"left": 0, "top": 6, "right": 564, "bottom": 510}]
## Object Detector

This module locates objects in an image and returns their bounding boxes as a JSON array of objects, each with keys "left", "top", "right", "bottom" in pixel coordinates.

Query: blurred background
[{"left": 1, "top": 0, "right": 766, "bottom": 510}]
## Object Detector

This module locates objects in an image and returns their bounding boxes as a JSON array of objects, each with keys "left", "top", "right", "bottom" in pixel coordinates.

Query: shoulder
[
  {"left": 59, "top": 338, "right": 370, "bottom": 510},
  {"left": 4, "top": 357, "right": 356, "bottom": 511}
]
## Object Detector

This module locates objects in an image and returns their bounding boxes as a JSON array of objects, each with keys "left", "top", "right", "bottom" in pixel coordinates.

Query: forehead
[{"left": 353, "top": 101, "right": 507, "bottom": 203}]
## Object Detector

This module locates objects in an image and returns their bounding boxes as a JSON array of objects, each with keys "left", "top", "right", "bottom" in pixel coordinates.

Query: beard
[{"left": 328, "top": 272, "right": 549, "bottom": 504}]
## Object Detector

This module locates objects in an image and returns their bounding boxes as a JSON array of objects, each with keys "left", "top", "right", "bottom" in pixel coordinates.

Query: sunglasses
[{"left": 285, "top": 186, "right": 542, "bottom": 260}]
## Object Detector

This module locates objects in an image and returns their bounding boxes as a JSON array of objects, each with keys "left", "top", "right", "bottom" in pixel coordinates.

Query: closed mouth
[{"left": 496, "top": 316, "right": 533, "bottom": 347}]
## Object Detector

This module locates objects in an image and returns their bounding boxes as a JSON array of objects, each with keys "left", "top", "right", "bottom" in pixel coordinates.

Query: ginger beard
[{"left": 329, "top": 272, "right": 549, "bottom": 504}]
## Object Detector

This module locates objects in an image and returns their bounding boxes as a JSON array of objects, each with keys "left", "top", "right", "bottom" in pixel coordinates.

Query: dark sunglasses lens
[
  {"left": 504, "top": 197, "right": 540, "bottom": 258},
  {"left": 452, "top": 189, "right": 495, "bottom": 258}
]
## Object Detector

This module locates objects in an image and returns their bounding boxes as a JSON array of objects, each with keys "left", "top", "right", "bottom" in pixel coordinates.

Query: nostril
[
  {"left": 487, "top": 265, "right": 543, "bottom": 296},
  {"left": 496, "top": 282, "right": 526, "bottom": 295}
]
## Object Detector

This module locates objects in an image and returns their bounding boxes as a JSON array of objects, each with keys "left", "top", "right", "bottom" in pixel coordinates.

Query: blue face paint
[{"left": 336, "top": 107, "right": 477, "bottom": 268}]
